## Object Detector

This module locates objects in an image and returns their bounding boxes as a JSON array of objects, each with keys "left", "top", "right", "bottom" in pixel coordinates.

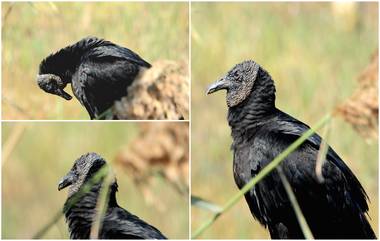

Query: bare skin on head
[
  {"left": 58, "top": 152, "right": 105, "bottom": 197},
  {"left": 37, "top": 74, "right": 72, "bottom": 100},
  {"left": 206, "top": 60, "right": 260, "bottom": 107}
]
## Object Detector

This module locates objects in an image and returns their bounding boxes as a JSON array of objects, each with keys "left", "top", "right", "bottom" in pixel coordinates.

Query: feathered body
[
  {"left": 208, "top": 60, "right": 376, "bottom": 239},
  {"left": 38, "top": 37, "right": 151, "bottom": 119},
  {"left": 59, "top": 153, "right": 166, "bottom": 239}
]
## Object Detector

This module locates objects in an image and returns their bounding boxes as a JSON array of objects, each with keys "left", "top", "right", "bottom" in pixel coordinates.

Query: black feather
[
  {"left": 61, "top": 153, "right": 167, "bottom": 239},
  {"left": 210, "top": 60, "right": 376, "bottom": 239},
  {"left": 38, "top": 37, "right": 151, "bottom": 119}
]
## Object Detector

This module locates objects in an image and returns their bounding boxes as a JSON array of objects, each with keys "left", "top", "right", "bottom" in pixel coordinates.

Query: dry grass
[
  {"left": 336, "top": 51, "right": 378, "bottom": 140},
  {"left": 115, "top": 122, "right": 189, "bottom": 210}
]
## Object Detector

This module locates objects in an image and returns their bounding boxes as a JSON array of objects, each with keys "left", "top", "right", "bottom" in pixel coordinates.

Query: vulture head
[
  {"left": 207, "top": 60, "right": 260, "bottom": 107},
  {"left": 37, "top": 74, "right": 72, "bottom": 100},
  {"left": 58, "top": 152, "right": 108, "bottom": 197}
]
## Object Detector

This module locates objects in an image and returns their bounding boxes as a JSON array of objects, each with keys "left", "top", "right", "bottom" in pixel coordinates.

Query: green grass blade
[
  {"left": 95, "top": 108, "right": 113, "bottom": 120},
  {"left": 32, "top": 165, "right": 110, "bottom": 238},
  {"left": 90, "top": 170, "right": 114, "bottom": 238},
  {"left": 277, "top": 166, "right": 314, "bottom": 239},
  {"left": 192, "top": 114, "right": 331, "bottom": 239},
  {"left": 316, "top": 120, "right": 331, "bottom": 183},
  {"left": 32, "top": 210, "right": 64, "bottom": 239},
  {"left": 191, "top": 195, "right": 223, "bottom": 213}
]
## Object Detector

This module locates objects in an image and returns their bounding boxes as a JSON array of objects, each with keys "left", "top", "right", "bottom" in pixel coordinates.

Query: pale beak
[
  {"left": 206, "top": 77, "right": 229, "bottom": 95},
  {"left": 58, "top": 172, "right": 76, "bottom": 191}
]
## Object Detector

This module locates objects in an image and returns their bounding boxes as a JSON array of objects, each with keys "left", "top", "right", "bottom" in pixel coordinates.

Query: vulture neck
[
  {"left": 39, "top": 47, "right": 80, "bottom": 84},
  {"left": 63, "top": 181, "right": 119, "bottom": 239},
  {"left": 228, "top": 68, "right": 277, "bottom": 136},
  {"left": 39, "top": 38, "right": 110, "bottom": 84}
]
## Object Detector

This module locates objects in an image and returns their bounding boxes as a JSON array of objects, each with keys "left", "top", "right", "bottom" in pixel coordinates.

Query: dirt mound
[{"left": 114, "top": 60, "right": 189, "bottom": 120}]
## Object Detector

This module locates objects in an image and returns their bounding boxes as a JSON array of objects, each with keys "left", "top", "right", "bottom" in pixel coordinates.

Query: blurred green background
[
  {"left": 191, "top": 2, "right": 378, "bottom": 239},
  {"left": 2, "top": 122, "right": 189, "bottom": 239},
  {"left": 2, "top": 2, "right": 189, "bottom": 120}
]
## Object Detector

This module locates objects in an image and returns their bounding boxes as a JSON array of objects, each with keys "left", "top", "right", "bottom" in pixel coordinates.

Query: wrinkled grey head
[
  {"left": 37, "top": 74, "right": 72, "bottom": 100},
  {"left": 58, "top": 153, "right": 107, "bottom": 197},
  {"left": 207, "top": 60, "right": 260, "bottom": 107}
]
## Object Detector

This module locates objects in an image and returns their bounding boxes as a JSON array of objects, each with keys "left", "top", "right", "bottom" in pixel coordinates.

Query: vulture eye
[
  {"left": 232, "top": 70, "right": 241, "bottom": 79},
  {"left": 47, "top": 82, "right": 55, "bottom": 89}
]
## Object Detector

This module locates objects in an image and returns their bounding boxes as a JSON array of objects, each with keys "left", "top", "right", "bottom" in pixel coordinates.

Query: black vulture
[
  {"left": 206, "top": 60, "right": 376, "bottom": 239},
  {"left": 37, "top": 37, "right": 151, "bottom": 119},
  {"left": 58, "top": 152, "right": 167, "bottom": 239}
]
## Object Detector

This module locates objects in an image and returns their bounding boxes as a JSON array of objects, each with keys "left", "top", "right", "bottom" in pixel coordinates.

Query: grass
[
  {"left": 2, "top": 123, "right": 189, "bottom": 239},
  {"left": 191, "top": 2, "right": 378, "bottom": 239},
  {"left": 2, "top": 2, "right": 189, "bottom": 120}
]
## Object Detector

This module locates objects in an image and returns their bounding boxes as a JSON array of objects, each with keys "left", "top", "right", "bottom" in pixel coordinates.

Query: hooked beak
[
  {"left": 58, "top": 172, "right": 76, "bottom": 191},
  {"left": 36, "top": 74, "right": 72, "bottom": 100},
  {"left": 55, "top": 88, "right": 72, "bottom": 101},
  {"left": 206, "top": 77, "right": 229, "bottom": 95}
]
